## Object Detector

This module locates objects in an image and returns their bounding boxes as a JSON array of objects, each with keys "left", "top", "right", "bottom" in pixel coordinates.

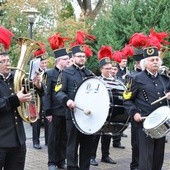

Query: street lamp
[
  {"left": 22, "top": 8, "right": 40, "bottom": 39},
  {"left": 0, "top": 0, "right": 7, "bottom": 16}
]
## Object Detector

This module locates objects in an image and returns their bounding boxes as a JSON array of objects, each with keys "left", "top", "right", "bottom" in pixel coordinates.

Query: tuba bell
[{"left": 10, "top": 37, "right": 41, "bottom": 123}]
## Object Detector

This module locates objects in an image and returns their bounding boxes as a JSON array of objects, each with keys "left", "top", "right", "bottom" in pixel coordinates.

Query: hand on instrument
[
  {"left": 46, "top": 116, "right": 52, "bottom": 122},
  {"left": 134, "top": 113, "right": 142, "bottom": 122},
  {"left": 32, "top": 74, "right": 42, "bottom": 89},
  {"left": 17, "top": 87, "right": 32, "bottom": 103},
  {"left": 122, "top": 74, "right": 127, "bottom": 80},
  {"left": 67, "top": 99, "right": 76, "bottom": 109},
  {"left": 165, "top": 92, "right": 170, "bottom": 100}
]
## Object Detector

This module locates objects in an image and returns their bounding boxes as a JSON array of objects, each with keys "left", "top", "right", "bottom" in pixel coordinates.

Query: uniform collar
[
  {"left": 145, "top": 69, "right": 158, "bottom": 78},
  {"left": 0, "top": 73, "right": 11, "bottom": 81},
  {"left": 73, "top": 64, "right": 85, "bottom": 70}
]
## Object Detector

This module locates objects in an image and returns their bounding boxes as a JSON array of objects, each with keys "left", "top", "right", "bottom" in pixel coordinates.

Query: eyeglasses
[
  {"left": 60, "top": 58, "right": 70, "bottom": 60},
  {"left": 0, "top": 59, "right": 12, "bottom": 64},
  {"left": 103, "top": 67, "right": 112, "bottom": 70},
  {"left": 75, "top": 55, "right": 86, "bottom": 58}
]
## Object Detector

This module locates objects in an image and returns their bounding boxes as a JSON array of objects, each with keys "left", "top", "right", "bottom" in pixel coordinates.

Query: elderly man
[{"left": 123, "top": 46, "right": 170, "bottom": 170}]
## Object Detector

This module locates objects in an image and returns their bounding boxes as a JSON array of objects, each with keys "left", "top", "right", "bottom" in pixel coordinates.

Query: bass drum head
[
  {"left": 143, "top": 106, "right": 170, "bottom": 130},
  {"left": 73, "top": 77, "right": 110, "bottom": 135}
]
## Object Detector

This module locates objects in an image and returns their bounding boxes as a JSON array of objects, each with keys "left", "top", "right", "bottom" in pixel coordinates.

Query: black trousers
[
  {"left": 48, "top": 116, "right": 67, "bottom": 167},
  {"left": 130, "top": 119, "right": 139, "bottom": 170},
  {"left": 137, "top": 127, "right": 165, "bottom": 170},
  {"left": 66, "top": 119, "right": 93, "bottom": 170},
  {"left": 0, "top": 144, "right": 26, "bottom": 170},
  {"left": 32, "top": 112, "right": 49, "bottom": 145},
  {"left": 91, "top": 134, "right": 111, "bottom": 159}
]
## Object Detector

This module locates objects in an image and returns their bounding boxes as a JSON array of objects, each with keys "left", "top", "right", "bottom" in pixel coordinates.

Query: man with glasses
[
  {"left": 0, "top": 27, "right": 45, "bottom": 170},
  {"left": 56, "top": 45, "right": 94, "bottom": 170},
  {"left": 43, "top": 46, "right": 70, "bottom": 170}
]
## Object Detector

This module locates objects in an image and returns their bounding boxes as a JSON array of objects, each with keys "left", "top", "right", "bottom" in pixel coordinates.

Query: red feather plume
[
  {"left": 0, "top": 26, "right": 14, "bottom": 50},
  {"left": 149, "top": 28, "right": 170, "bottom": 45},
  {"left": 98, "top": 46, "right": 113, "bottom": 61},
  {"left": 83, "top": 45, "right": 93, "bottom": 58},
  {"left": 112, "top": 51, "right": 123, "bottom": 63},
  {"left": 145, "top": 35, "right": 162, "bottom": 50},
  {"left": 34, "top": 42, "right": 46, "bottom": 57},
  {"left": 48, "top": 32, "right": 70, "bottom": 50},
  {"left": 129, "top": 33, "right": 148, "bottom": 48},
  {"left": 122, "top": 44, "right": 134, "bottom": 58},
  {"left": 75, "top": 30, "right": 96, "bottom": 45}
]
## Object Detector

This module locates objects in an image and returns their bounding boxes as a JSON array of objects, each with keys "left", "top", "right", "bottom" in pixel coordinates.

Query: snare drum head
[
  {"left": 73, "top": 77, "right": 110, "bottom": 134},
  {"left": 143, "top": 106, "right": 170, "bottom": 129}
]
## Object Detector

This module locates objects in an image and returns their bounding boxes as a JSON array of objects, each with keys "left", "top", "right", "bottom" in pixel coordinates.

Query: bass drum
[{"left": 72, "top": 77, "right": 129, "bottom": 135}]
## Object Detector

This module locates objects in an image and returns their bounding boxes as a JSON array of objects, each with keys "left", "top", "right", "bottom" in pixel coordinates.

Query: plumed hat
[
  {"left": 71, "top": 30, "right": 95, "bottom": 58},
  {"left": 34, "top": 42, "right": 47, "bottom": 60},
  {"left": 143, "top": 47, "right": 159, "bottom": 58},
  {"left": 133, "top": 48, "right": 144, "bottom": 61},
  {"left": 48, "top": 32, "right": 70, "bottom": 58},
  {"left": 98, "top": 46, "right": 113, "bottom": 68},
  {"left": 0, "top": 26, "right": 14, "bottom": 55}
]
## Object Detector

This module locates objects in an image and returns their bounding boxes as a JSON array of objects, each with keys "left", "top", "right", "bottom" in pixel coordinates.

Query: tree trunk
[{"left": 77, "top": 0, "right": 104, "bottom": 21}]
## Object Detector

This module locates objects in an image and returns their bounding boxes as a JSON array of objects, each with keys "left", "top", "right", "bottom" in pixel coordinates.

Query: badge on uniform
[
  {"left": 55, "top": 84, "right": 62, "bottom": 92},
  {"left": 123, "top": 91, "right": 132, "bottom": 99},
  {"left": 123, "top": 77, "right": 133, "bottom": 100}
]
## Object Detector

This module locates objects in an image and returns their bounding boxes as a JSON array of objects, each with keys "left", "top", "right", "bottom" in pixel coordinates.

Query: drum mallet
[
  {"left": 141, "top": 116, "right": 147, "bottom": 120},
  {"left": 75, "top": 106, "right": 91, "bottom": 115},
  {"left": 151, "top": 95, "right": 167, "bottom": 105}
]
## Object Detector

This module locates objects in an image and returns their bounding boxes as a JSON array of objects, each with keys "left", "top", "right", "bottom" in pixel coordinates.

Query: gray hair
[{"left": 140, "top": 57, "right": 163, "bottom": 71}]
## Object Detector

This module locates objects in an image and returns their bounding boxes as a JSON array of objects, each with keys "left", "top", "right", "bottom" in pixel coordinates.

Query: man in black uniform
[
  {"left": 123, "top": 46, "right": 170, "bottom": 170},
  {"left": 56, "top": 45, "right": 94, "bottom": 170},
  {"left": 90, "top": 46, "right": 117, "bottom": 166},
  {"left": 0, "top": 27, "right": 45, "bottom": 170},
  {"left": 128, "top": 48, "right": 143, "bottom": 170},
  {"left": 44, "top": 47, "right": 70, "bottom": 170},
  {"left": 32, "top": 43, "right": 48, "bottom": 149}
]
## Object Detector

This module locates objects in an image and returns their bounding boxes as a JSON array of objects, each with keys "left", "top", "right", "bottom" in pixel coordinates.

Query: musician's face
[
  {"left": 145, "top": 56, "right": 161, "bottom": 74},
  {"left": 111, "top": 66, "right": 118, "bottom": 77},
  {"left": 40, "top": 59, "right": 47, "bottom": 70},
  {"left": 73, "top": 52, "right": 86, "bottom": 67},
  {"left": 101, "top": 63, "right": 112, "bottom": 78},
  {"left": 119, "top": 59, "right": 127, "bottom": 68},
  {"left": 57, "top": 55, "right": 70, "bottom": 69},
  {"left": 0, "top": 54, "right": 11, "bottom": 76}
]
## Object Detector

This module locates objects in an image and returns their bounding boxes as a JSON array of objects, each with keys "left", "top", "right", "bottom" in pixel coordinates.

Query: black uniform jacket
[
  {"left": 124, "top": 70, "right": 170, "bottom": 119},
  {"left": 43, "top": 67, "right": 67, "bottom": 117},
  {"left": 0, "top": 73, "right": 45, "bottom": 147},
  {"left": 56, "top": 65, "right": 94, "bottom": 119}
]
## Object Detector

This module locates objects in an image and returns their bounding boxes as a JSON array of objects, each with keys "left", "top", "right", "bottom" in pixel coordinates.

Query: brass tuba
[{"left": 10, "top": 37, "right": 41, "bottom": 123}]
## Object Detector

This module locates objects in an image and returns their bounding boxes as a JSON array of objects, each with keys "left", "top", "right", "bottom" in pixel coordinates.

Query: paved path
[{"left": 24, "top": 123, "right": 170, "bottom": 170}]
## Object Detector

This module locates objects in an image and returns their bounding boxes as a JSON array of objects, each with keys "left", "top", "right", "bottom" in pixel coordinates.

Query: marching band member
[
  {"left": 0, "top": 27, "right": 45, "bottom": 170},
  {"left": 44, "top": 33, "right": 70, "bottom": 170},
  {"left": 32, "top": 42, "right": 48, "bottom": 149},
  {"left": 90, "top": 46, "right": 117, "bottom": 166},
  {"left": 56, "top": 44, "right": 94, "bottom": 170},
  {"left": 123, "top": 46, "right": 170, "bottom": 170},
  {"left": 128, "top": 48, "right": 144, "bottom": 170}
]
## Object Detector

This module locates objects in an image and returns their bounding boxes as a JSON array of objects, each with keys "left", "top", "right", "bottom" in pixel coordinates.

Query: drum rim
[{"left": 72, "top": 76, "right": 110, "bottom": 135}]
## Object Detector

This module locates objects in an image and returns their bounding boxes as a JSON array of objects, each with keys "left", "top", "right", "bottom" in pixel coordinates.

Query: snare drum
[
  {"left": 72, "top": 77, "right": 129, "bottom": 135},
  {"left": 143, "top": 106, "right": 170, "bottom": 139}
]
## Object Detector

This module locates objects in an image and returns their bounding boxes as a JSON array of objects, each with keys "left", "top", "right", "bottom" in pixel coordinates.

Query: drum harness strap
[{"left": 54, "top": 71, "right": 62, "bottom": 92}]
